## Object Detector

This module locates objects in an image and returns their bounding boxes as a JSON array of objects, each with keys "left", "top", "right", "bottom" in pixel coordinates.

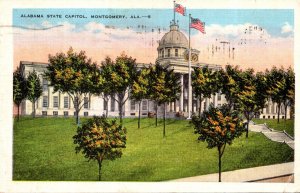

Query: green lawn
[
  {"left": 13, "top": 117, "right": 294, "bottom": 181},
  {"left": 253, "top": 118, "right": 294, "bottom": 137}
]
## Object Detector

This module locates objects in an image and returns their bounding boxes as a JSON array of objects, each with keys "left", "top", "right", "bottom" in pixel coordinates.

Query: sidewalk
[
  {"left": 249, "top": 124, "right": 294, "bottom": 149},
  {"left": 171, "top": 162, "right": 294, "bottom": 182}
]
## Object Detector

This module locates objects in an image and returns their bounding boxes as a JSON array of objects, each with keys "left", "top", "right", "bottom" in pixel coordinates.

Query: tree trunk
[
  {"left": 76, "top": 108, "right": 80, "bottom": 125},
  {"left": 284, "top": 104, "right": 288, "bottom": 121},
  {"left": 163, "top": 102, "right": 166, "bottom": 137},
  {"left": 32, "top": 100, "right": 36, "bottom": 118},
  {"left": 218, "top": 146, "right": 222, "bottom": 182},
  {"left": 98, "top": 159, "right": 102, "bottom": 181},
  {"left": 246, "top": 118, "right": 249, "bottom": 138},
  {"left": 17, "top": 104, "right": 20, "bottom": 121},
  {"left": 155, "top": 102, "right": 158, "bottom": 127},
  {"left": 138, "top": 100, "right": 141, "bottom": 129},
  {"left": 198, "top": 95, "right": 202, "bottom": 116},
  {"left": 277, "top": 103, "right": 281, "bottom": 124},
  {"left": 119, "top": 101, "right": 123, "bottom": 126},
  {"left": 105, "top": 97, "right": 108, "bottom": 118}
]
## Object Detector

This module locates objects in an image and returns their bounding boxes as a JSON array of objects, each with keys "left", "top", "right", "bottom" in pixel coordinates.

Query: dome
[{"left": 158, "top": 24, "right": 188, "bottom": 49}]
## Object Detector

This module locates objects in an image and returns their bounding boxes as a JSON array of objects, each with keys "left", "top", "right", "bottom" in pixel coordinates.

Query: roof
[{"left": 158, "top": 24, "right": 188, "bottom": 49}]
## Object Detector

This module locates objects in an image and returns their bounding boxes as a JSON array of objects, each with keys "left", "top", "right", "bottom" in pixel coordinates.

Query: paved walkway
[
  {"left": 249, "top": 123, "right": 294, "bottom": 149},
  {"left": 171, "top": 162, "right": 294, "bottom": 182}
]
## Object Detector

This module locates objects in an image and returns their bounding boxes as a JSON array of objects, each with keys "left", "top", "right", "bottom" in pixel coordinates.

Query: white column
[{"left": 180, "top": 74, "right": 184, "bottom": 111}]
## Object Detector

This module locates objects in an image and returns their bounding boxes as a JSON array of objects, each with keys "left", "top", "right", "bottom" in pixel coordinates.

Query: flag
[
  {"left": 174, "top": 3, "right": 185, "bottom": 16},
  {"left": 190, "top": 17, "right": 205, "bottom": 34}
]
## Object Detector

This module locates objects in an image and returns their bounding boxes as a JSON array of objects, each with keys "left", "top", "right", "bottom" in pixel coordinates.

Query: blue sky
[{"left": 13, "top": 8, "right": 294, "bottom": 37}]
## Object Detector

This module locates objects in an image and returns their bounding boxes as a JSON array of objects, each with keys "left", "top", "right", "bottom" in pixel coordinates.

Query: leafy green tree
[
  {"left": 192, "top": 104, "right": 244, "bottom": 182},
  {"left": 100, "top": 53, "right": 137, "bottom": 126},
  {"left": 265, "top": 67, "right": 287, "bottom": 123},
  {"left": 73, "top": 116, "right": 126, "bottom": 181},
  {"left": 149, "top": 63, "right": 180, "bottom": 137},
  {"left": 284, "top": 67, "right": 295, "bottom": 120},
  {"left": 219, "top": 65, "right": 243, "bottom": 109},
  {"left": 26, "top": 70, "right": 42, "bottom": 118},
  {"left": 45, "top": 47, "right": 95, "bottom": 124},
  {"left": 236, "top": 69, "right": 268, "bottom": 138},
  {"left": 130, "top": 67, "right": 150, "bottom": 128},
  {"left": 192, "top": 66, "right": 220, "bottom": 115},
  {"left": 13, "top": 67, "right": 27, "bottom": 121}
]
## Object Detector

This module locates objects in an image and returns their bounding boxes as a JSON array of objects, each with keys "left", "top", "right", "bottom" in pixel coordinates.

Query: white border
[{"left": 0, "top": 0, "right": 299, "bottom": 192}]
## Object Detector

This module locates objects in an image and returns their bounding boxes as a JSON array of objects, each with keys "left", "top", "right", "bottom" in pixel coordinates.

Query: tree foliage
[
  {"left": 73, "top": 116, "right": 126, "bottom": 181},
  {"left": 130, "top": 67, "right": 150, "bottom": 128},
  {"left": 45, "top": 47, "right": 95, "bottom": 124},
  {"left": 26, "top": 70, "right": 42, "bottom": 118},
  {"left": 236, "top": 69, "right": 268, "bottom": 137},
  {"left": 100, "top": 53, "right": 137, "bottom": 125},
  {"left": 265, "top": 67, "right": 288, "bottom": 123},
  {"left": 148, "top": 63, "right": 180, "bottom": 137},
  {"left": 13, "top": 67, "right": 27, "bottom": 121},
  {"left": 219, "top": 65, "right": 243, "bottom": 109},
  {"left": 192, "top": 66, "right": 220, "bottom": 115},
  {"left": 192, "top": 104, "right": 244, "bottom": 182}
]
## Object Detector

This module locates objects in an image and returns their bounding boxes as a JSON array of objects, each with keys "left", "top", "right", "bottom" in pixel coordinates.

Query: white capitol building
[{"left": 19, "top": 23, "right": 290, "bottom": 119}]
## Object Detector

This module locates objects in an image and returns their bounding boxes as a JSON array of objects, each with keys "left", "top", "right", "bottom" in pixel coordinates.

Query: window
[
  {"left": 217, "top": 91, "right": 221, "bottom": 101},
  {"left": 142, "top": 100, "right": 148, "bottom": 111},
  {"left": 43, "top": 96, "right": 48, "bottom": 107},
  {"left": 266, "top": 104, "right": 270, "bottom": 114},
  {"left": 53, "top": 111, "right": 58, "bottom": 116},
  {"left": 84, "top": 97, "right": 89, "bottom": 109},
  {"left": 42, "top": 111, "right": 47, "bottom": 116},
  {"left": 53, "top": 96, "right": 59, "bottom": 108},
  {"left": 130, "top": 100, "right": 136, "bottom": 111},
  {"left": 64, "top": 111, "right": 69, "bottom": 116},
  {"left": 167, "top": 49, "right": 170, "bottom": 57},
  {"left": 162, "top": 50, "right": 164, "bottom": 58},
  {"left": 84, "top": 112, "right": 89, "bottom": 116},
  {"left": 103, "top": 99, "right": 108, "bottom": 110},
  {"left": 64, "top": 96, "right": 69, "bottom": 108},
  {"left": 175, "top": 49, "right": 178, "bottom": 57},
  {"left": 43, "top": 78, "right": 48, "bottom": 91},
  {"left": 110, "top": 96, "right": 115, "bottom": 112}
]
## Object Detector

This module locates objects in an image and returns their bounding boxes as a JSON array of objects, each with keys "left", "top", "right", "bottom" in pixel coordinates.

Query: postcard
[{"left": 0, "top": 0, "right": 299, "bottom": 192}]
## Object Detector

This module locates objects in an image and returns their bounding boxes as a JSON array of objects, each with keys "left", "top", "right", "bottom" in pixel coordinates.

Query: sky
[{"left": 12, "top": 8, "right": 294, "bottom": 71}]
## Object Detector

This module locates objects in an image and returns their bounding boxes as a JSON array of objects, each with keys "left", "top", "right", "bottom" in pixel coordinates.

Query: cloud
[
  {"left": 281, "top": 22, "right": 293, "bottom": 34},
  {"left": 13, "top": 21, "right": 293, "bottom": 72}
]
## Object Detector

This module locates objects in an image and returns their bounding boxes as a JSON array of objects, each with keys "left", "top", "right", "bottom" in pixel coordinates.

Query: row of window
[
  {"left": 42, "top": 111, "right": 89, "bottom": 116},
  {"left": 160, "top": 48, "right": 179, "bottom": 58},
  {"left": 103, "top": 99, "right": 149, "bottom": 112},
  {"left": 42, "top": 96, "right": 89, "bottom": 109}
]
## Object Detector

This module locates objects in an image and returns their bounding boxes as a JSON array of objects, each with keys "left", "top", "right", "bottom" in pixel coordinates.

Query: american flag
[
  {"left": 190, "top": 17, "right": 205, "bottom": 34},
  {"left": 174, "top": 3, "right": 185, "bottom": 16}
]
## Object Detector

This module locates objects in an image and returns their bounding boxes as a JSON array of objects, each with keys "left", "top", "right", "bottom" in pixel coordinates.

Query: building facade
[{"left": 19, "top": 23, "right": 290, "bottom": 119}]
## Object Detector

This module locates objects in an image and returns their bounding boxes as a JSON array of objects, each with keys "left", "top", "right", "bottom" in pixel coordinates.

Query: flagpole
[
  {"left": 173, "top": 0, "right": 176, "bottom": 24},
  {"left": 187, "top": 14, "right": 192, "bottom": 119}
]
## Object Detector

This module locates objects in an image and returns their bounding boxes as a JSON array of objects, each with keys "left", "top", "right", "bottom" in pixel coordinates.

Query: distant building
[{"left": 19, "top": 22, "right": 290, "bottom": 119}]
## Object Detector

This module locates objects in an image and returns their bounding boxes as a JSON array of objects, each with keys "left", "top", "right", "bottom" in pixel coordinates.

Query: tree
[
  {"left": 265, "top": 67, "right": 286, "bottom": 123},
  {"left": 191, "top": 104, "right": 244, "bottom": 182},
  {"left": 192, "top": 66, "right": 219, "bottom": 115},
  {"left": 149, "top": 63, "right": 180, "bottom": 137},
  {"left": 45, "top": 47, "right": 95, "bottom": 124},
  {"left": 219, "top": 65, "right": 243, "bottom": 109},
  {"left": 236, "top": 69, "right": 268, "bottom": 138},
  {"left": 13, "top": 67, "right": 27, "bottom": 121},
  {"left": 73, "top": 116, "right": 126, "bottom": 181},
  {"left": 100, "top": 53, "right": 137, "bottom": 126},
  {"left": 130, "top": 67, "right": 150, "bottom": 129},
  {"left": 284, "top": 67, "right": 295, "bottom": 120},
  {"left": 287, "top": 68, "right": 295, "bottom": 119},
  {"left": 26, "top": 70, "right": 42, "bottom": 118}
]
